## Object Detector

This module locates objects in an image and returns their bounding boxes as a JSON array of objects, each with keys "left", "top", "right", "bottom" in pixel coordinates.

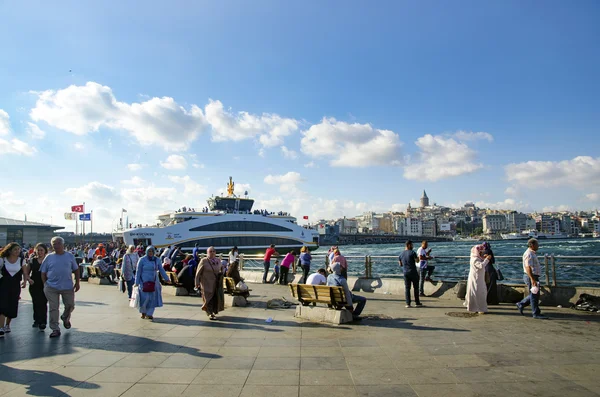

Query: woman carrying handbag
[{"left": 135, "top": 246, "right": 169, "bottom": 320}]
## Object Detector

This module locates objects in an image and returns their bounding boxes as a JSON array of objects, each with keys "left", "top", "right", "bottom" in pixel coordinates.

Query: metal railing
[{"left": 237, "top": 254, "right": 600, "bottom": 287}]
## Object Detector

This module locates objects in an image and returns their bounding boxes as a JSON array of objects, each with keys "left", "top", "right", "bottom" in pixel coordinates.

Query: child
[{"left": 270, "top": 259, "right": 280, "bottom": 284}]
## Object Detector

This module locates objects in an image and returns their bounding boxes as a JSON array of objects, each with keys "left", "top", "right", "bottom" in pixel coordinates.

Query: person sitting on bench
[
  {"left": 226, "top": 260, "right": 249, "bottom": 298},
  {"left": 306, "top": 268, "right": 327, "bottom": 285},
  {"left": 326, "top": 262, "right": 366, "bottom": 320},
  {"left": 93, "top": 256, "right": 116, "bottom": 284}
]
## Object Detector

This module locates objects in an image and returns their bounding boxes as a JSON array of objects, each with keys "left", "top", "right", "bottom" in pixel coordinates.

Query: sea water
[{"left": 313, "top": 239, "right": 600, "bottom": 286}]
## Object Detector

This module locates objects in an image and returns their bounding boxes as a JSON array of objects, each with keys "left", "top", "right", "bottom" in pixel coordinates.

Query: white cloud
[
  {"left": 304, "top": 161, "right": 316, "bottom": 168},
  {"left": 404, "top": 134, "right": 485, "bottom": 181},
  {"left": 264, "top": 171, "right": 303, "bottom": 193},
  {"left": 160, "top": 154, "right": 187, "bottom": 170},
  {"left": 0, "top": 137, "right": 37, "bottom": 156},
  {"left": 26, "top": 122, "right": 46, "bottom": 139},
  {"left": 506, "top": 156, "right": 600, "bottom": 188},
  {"left": 504, "top": 186, "right": 518, "bottom": 196},
  {"left": 584, "top": 193, "right": 599, "bottom": 202},
  {"left": 74, "top": 142, "right": 85, "bottom": 151},
  {"left": 281, "top": 146, "right": 298, "bottom": 159},
  {"left": 301, "top": 118, "right": 403, "bottom": 167},
  {"left": 192, "top": 163, "right": 204, "bottom": 169},
  {"left": 30, "top": 82, "right": 208, "bottom": 151},
  {"left": 127, "top": 163, "right": 143, "bottom": 171},
  {"left": 0, "top": 192, "right": 25, "bottom": 207},
  {"left": 453, "top": 130, "right": 494, "bottom": 142},
  {"left": 258, "top": 148, "right": 265, "bottom": 158},
  {"left": 0, "top": 110, "right": 37, "bottom": 156},
  {"left": 0, "top": 109, "right": 11, "bottom": 136},
  {"left": 63, "top": 181, "right": 120, "bottom": 202},
  {"left": 474, "top": 198, "right": 529, "bottom": 211},
  {"left": 168, "top": 175, "right": 207, "bottom": 196},
  {"left": 121, "top": 176, "right": 145, "bottom": 186},
  {"left": 205, "top": 99, "right": 298, "bottom": 147},
  {"left": 542, "top": 204, "right": 572, "bottom": 213}
]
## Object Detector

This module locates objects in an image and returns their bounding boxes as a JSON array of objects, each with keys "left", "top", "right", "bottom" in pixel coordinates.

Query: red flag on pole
[
  {"left": 303, "top": 216, "right": 309, "bottom": 220},
  {"left": 71, "top": 205, "right": 84, "bottom": 213}
]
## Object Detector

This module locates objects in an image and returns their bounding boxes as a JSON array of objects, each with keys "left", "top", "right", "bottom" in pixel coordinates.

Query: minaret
[{"left": 420, "top": 190, "right": 429, "bottom": 208}]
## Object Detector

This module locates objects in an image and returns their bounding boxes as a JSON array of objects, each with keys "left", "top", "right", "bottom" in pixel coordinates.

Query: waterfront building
[
  {"left": 422, "top": 219, "right": 437, "bottom": 237},
  {"left": 483, "top": 214, "right": 507, "bottom": 234},
  {"left": 0, "top": 217, "right": 64, "bottom": 247},
  {"left": 402, "top": 217, "right": 423, "bottom": 236},
  {"left": 506, "top": 211, "right": 528, "bottom": 232}
]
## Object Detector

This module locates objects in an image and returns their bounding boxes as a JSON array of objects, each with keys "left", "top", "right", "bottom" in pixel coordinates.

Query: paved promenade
[{"left": 0, "top": 281, "right": 599, "bottom": 397}]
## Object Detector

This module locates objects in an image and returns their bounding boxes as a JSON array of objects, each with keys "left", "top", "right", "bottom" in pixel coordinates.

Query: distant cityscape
[{"left": 313, "top": 191, "right": 600, "bottom": 240}]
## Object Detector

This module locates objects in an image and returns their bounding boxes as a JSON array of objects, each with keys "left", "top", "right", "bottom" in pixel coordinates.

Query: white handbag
[{"left": 236, "top": 281, "right": 248, "bottom": 292}]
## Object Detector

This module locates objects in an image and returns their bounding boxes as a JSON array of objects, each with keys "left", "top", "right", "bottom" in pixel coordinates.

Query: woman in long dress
[
  {"left": 195, "top": 246, "right": 224, "bottom": 320},
  {"left": 466, "top": 244, "right": 491, "bottom": 314},
  {"left": 135, "top": 246, "right": 169, "bottom": 320},
  {"left": 0, "top": 243, "right": 33, "bottom": 337},
  {"left": 482, "top": 242, "right": 499, "bottom": 305}
]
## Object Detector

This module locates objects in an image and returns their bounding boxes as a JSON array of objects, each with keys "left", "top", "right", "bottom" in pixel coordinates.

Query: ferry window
[
  {"left": 189, "top": 221, "right": 293, "bottom": 233},
  {"left": 185, "top": 237, "right": 302, "bottom": 248}
]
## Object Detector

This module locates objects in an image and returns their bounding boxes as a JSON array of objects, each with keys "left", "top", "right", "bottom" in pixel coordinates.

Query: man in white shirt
[
  {"left": 416, "top": 240, "right": 434, "bottom": 296},
  {"left": 517, "top": 238, "right": 548, "bottom": 319},
  {"left": 305, "top": 268, "right": 327, "bottom": 285}
]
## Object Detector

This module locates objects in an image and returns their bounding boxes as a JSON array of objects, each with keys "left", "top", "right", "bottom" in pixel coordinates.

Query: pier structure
[{"left": 0, "top": 279, "right": 598, "bottom": 396}]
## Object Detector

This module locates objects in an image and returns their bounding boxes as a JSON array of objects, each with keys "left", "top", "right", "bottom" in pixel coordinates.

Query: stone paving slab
[{"left": 0, "top": 281, "right": 599, "bottom": 396}]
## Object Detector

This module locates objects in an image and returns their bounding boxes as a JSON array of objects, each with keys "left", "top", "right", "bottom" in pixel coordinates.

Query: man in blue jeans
[
  {"left": 517, "top": 238, "right": 548, "bottom": 319},
  {"left": 399, "top": 240, "right": 422, "bottom": 308},
  {"left": 262, "top": 244, "right": 279, "bottom": 283},
  {"left": 327, "top": 262, "right": 366, "bottom": 320}
]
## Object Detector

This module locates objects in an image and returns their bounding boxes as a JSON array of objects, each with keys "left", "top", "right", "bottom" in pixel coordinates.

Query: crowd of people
[{"left": 0, "top": 236, "right": 549, "bottom": 340}]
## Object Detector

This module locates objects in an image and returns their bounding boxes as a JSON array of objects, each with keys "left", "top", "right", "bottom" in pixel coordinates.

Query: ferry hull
[{"left": 123, "top": 214, "right": 319, "bottom": 254}]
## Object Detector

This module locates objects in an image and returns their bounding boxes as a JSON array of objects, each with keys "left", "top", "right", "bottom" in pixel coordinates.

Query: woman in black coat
[
  {"left": 26, "top": 243, "right": 49, "bottom": 330},
  {"left": 482, "top": 242, "right": 499, "bottom": 305}
]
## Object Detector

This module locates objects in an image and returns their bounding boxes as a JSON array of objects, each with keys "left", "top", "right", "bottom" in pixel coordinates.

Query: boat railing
[{"left": 237, "top": 254, "right": 600, "bottom": 287}]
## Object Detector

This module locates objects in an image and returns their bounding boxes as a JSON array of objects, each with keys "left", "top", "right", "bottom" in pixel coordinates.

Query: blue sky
[{"left": 1, "top": 0, "right": 599, "bottom": 232}]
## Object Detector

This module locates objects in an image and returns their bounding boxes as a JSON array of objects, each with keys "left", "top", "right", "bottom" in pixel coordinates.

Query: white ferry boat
[
  {"left": 501, "top": 230, "right": 568, "bottom": 240},
  {"left": 120, "top": 178, "right": 319, "bottom": 254}
]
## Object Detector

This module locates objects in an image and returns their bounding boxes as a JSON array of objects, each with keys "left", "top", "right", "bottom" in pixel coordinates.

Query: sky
[{"left": 0, "top": 0, "right": 599, "bottom": 233}]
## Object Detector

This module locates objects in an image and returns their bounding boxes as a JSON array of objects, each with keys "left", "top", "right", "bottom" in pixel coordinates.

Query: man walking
[
  {"left": 262, "top": 244, "right": 279, "bottom": 283},
  {"left": 41, "top": 237, "right": 81, "bottom": 338},
  {"left": 517, "top": 238, "right": 548, "bottom": 319},
  {"left": 399, "top": 240, "right": 422, "bottom": 308},
  {"left": 417, "top": 240, "right": 434, "bottom": 296}
]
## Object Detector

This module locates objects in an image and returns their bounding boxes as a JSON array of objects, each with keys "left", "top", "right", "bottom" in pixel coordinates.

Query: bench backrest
[
  {"left": 289, "top": 284, "right": 348, "bottom": 306},
  {"left": 224, "top": 277, "right": 236, "bottom": 294}
]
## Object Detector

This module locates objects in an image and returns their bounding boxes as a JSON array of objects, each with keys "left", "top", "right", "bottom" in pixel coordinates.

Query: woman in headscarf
[
  {"left": 135, "top": 246, "right": 169, "bottom": 320},
  {"left": 122, "top": 245, "right": 139, "bottom": 299},
  {"left": 25, "top": 243, "right": 49, "bottom": 330},
  {"left": 177, "top": 255, "right": 197, "bottom": 295},
  {"left": 195, "top": 246, "right": 224, "bottom": 320},
  {"left": 482, "top": 242, "right": 499, "bottom": 305},
  {"left": 466, "top": 244, "right": 491, "bottom": 314}
]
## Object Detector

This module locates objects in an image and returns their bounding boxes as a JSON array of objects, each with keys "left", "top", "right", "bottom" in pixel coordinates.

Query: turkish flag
[
  {"left": 71, "top": 205, "right": 84, "bottom": 213},
  {"left": 303, "top": 216, "right": 309, "bottom": 220}
]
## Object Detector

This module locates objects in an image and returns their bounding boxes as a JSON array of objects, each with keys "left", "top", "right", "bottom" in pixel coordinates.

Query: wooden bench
[
  {"left": 160, "top": 271, "right": 174, "bottom": 285},
  {"left": 289, "top": 284, "right": 348, "bottom": 307},
  {"left": 224, "top": 277, "right": 251, "bottom": 296},
  {"left": 289, "top": 284, "right": 353, "bottom": 324}
]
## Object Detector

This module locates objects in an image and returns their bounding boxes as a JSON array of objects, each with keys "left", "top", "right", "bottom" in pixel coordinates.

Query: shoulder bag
[{"left": 141, "top": 257, "right": 157, "bottom": 293}]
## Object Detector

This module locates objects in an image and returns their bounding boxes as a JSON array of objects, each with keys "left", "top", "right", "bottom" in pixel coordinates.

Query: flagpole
[
  {"left": 83, "top": 202, "right": 86, "bottom": 244},
  {"left": 91, "top": 210, "right": 93, "bottom": 237}
]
